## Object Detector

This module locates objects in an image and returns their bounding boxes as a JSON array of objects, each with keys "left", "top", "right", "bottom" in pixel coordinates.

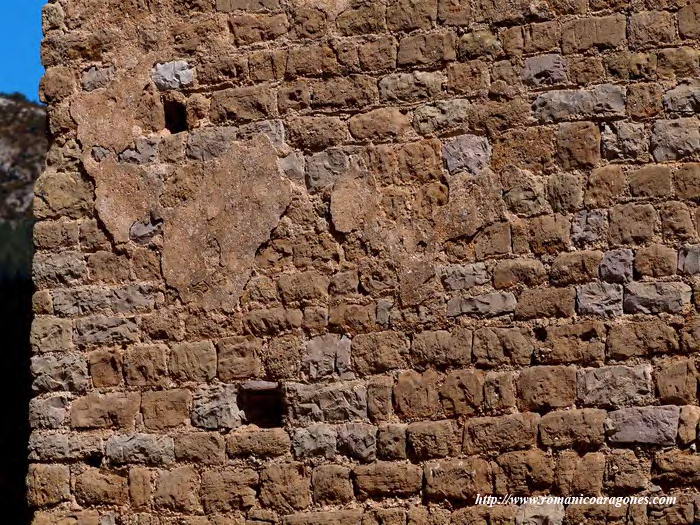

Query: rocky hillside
[
  {"left": 0, "top": 94, "right": 47, "bottom": 278},
  {"left": 0, "top": 94, "right": 46, "bottom": 220}
]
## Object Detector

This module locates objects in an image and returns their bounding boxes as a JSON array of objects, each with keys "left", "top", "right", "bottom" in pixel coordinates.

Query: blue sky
[{"left": 0, "top": 1, "right": 46, "bottom": 102}]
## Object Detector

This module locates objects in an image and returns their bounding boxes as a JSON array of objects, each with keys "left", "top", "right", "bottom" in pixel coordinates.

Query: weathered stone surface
[
  {"left": 29, "top": 395, "right": 68, "bottom": 429},
  {"left": 174, "top": 433, "right": 225, "bottom": 464},
  {"left": 575, "top": 282, "right": 623, "bottom": 317},
  {"left": 678, "top": 244, "right": 700, "bottom": 274},
  {"left": 495, "top": 448, "right": 555, "bottom": 495},
  {"left": 652, "top": 119, "right": 700, "bottom": 161},
  {"left": 424, "top": 458, "right": 491, "bottom": 502},
  {"left": 561, "top": 14, "right": 626, "bottom": 53},
  {"left": 31, "top": 0, "right": 700, "bottom": 516},
  {"left": 352, "top": 331, "right": 409, "bottom": 374},
  {"left": 463, "top": 413, "right": 539, "bottom": 454},
  {"left": 571, "top": 209, "right": 608, "bottom": 246},
  {"left": 518, "top": 366, "right": 576, "bottom": 411},
  {"left": 602, "top": 121, "right": 647, "bottom": 160},
  {"left": 557, "top": 122, "right": 601, "bottom": 169},
  {"left": 201, "top": 468, "right": 258, "bottom": 513},
  {"left": 407, "top": 420, "right": 457, "bottom": 459},
  {"left": 533, "top": 84, "right": 625, "bottom": 122},
  {"left": 152, "top": 61, "right": 194, "bottom": 90},
  {"left": 227, "top": 427, "right": 290, "bottom": 458},
  {"left": 442, "top": 134, "right": 491, "bottom": 175},
  {"left": 599, "top": 249, "right": 633, "bottom": 283},
  {"left": 437, "top": 263, "right": 489, "bottom": 291},
  {"left": 312, "top": 465, "right": 354, "bottom": 506},
  {"left": 542, "top": 321, "right": 606, "bottom": 366},
  {"left": 656, "top": 358, "right": 698, "bottom": 404},
  {"left": 142, "top": 389, "right": 191, "bottom": 430},
  {"left": 606, "top": 406, "right": 680, "bottom": 445},
  {"left": 27, "top": 464, "right": 70, "bottom": 507},
  {"left": 447, "top": 291, "right": 516, "bottom": 318},
  {"left": 105, "top": 433, "right": 175, "bottom": 465},
  {"left": 440, "top": 369, "right": 484, "bottom": 417},
  {"left": 394, "top": 370, "right": 441, "bottom": 419},
  {"left": 33, "top": 251, "right": 86, "bottom": 288},
  {"left": 259, "top": 462, "right": 311, "bottom": 513},
  {"left": 74, "top": 315, "right": 138, "bottom": 347},
  {"left": 379, "top": 71, "right": 443, "bottom": 102},
  {"left": 473, "top": 327, "right": 533, "bottom": 367},
  {"left": 577, "top": 365, "right": 653, "bottom": 408},
  {"left": 191, "top": 384, "right": 242, "bottom": 430},
  {"left": 29, "top": 432, "right": 102, "bottom": 462},
  {"left": 154, "top": 465, "right": 201, "bottom": 512},
  {"left": 286, "top": 382, "right": 367, "bottom": 424},
  {"left": 161, "top": 137, "right": 292, "bottom": 310},
  {"left": 516, "top": 504, "right": 565, "bottom": 525},
  {"left": 608, "top": 319, "right": 679, "bottom": 359},
  {"left": 31, "top": 353, "right": 88, "bottom": 393},
  {"left": 539, "top": 409, "right": 606, "bottom": 448},
  {"left": 623, "top": 282, "right": 692, "bottom": 314},
  {"left": 523, "top": 54, "right": 568, "bottom": 86},
  {"left": 337, "top": 422, "right": 377, "bottom": 462},
  {"left": 413, "top": 98, "right": 471, "bottom": 135},
  {"left": 169, "top": 341, "right": 216, "bottom": 382},
  {"left": 516, "top": 287, "right": 576, "bottom": 320},
  {"left": 411, "top": 327, "right": 472, "bottom": 370},
  {"left": 304, "top": 334, "right": 352, "bottom": 379},
  {"left": 292, "top": 424, "right": 336, "bottom": 459},
  {"left": 654, "top": 450, "right": 700, "bottom": 486},
  {"left": 75, "top": 468, "right": 128, "bottom": 506}
]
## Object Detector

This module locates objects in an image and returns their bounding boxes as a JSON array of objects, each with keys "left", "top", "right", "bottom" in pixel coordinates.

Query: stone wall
[{"left": 30, "top": 0, "right": 700, "bottom": 523}]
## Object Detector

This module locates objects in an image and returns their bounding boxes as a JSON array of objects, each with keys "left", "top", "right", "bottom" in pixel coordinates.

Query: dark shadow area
[
  {"left": 0, "top": 93, "right": 45, "bottom": 521},
  {"left": 239, "top": 382, "right": 284, "bottom": 428},
  {"left": 0, "top": 220, "right": 33, "bottom": 522}
]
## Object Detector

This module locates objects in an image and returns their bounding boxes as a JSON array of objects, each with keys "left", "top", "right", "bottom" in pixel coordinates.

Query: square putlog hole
[{"left": 238, "top": 381, "right": 284, "bottom": 428}]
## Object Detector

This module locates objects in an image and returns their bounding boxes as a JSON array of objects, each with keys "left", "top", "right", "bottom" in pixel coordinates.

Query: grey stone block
[
  {"left": 599, "top": 249, "right": 633, "bottom": 283},
  {"left": 304, "top": 334, "right": 352, "bottom": 379},
  {"left": 623, "top": 282, "right": 692, "bottom": 314},
  {"left": 286, "top": 382, "right": 368, "bottom": 424},
  {"left": 442, "top": 134, "right": 491, "bottom": 175},
  {"left": 602, "top": 121, "right": 647, "bottom": 160},
  {"left": 191, "top": 384, "right": 243, "bottom": 430},
  {"left": 663, "top": 79, "right": 700, "bottom": 115},
  {"left": 572, "top": 209, "right": 608, "bottom": 246},
  {"left": 292, "top": 424, "right": 337, "bottom": 459},
  {"left": 152, "top": 60, "right": 194, "bottom": 90},
  {"left": 577, "top": 365, "right": 653, "bottom": 408},
  {"left": 31, "top": 353, "right": 89, "bottom": 393},
  {"left": 437, "top": 263, "right": 489, "bottom": 291},
  {"left": 29, "top": 395, "right": 69, "bottom": 429},
  {"left": 678, "top": 244, "right": 700, "bottom": 274},
  {"left": 523, "top": 54, "right": 568, "bottom": 87},
  {"left": 105, "top": 433, "right": 175, "bottom": 465},
  {"left": 447, "top": 292, "right": 516, "bottom": 318},
  {"left": 652, "top": 118, "right": 700, "bottom": 161},
  {"left": 337, "top": 422, "right": 377, "bottom": 462},
  {"left": 576, "top": 282, "right": 623, "bottom": 317},
  {"left": 606, "top": 406, "right": 680, "bottom": 445},
  {"left": 533, "top": 84, "right": 626, "bottom": 122},
  {"left": 29, "top": 431, "right": 103, "bottom": 462}
]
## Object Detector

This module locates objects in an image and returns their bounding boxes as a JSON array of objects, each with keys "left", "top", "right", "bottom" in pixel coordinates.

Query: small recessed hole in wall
[
  {"left": 85, "top": 452, "right": 102, "bottom": 468},
  {"left": 238, "top": 381, "right": 284, "bottom": 428},
  {"left": 162, "top": 96, "right": 188, "bottom": 134},
  {"left": 534, "top": 326, "right": 548, "bottom": 342}
]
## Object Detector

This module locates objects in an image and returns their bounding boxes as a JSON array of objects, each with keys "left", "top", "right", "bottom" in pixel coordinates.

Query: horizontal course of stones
[{"left": 32, "top": 0, "right": 700, "bottom": 524}]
